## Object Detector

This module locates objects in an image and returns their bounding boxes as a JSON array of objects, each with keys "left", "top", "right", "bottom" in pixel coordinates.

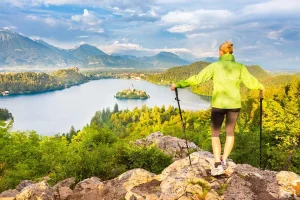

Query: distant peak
[
  {"left": 72, "top": 43, "right": 107, "bottom": 56},
  {"left": 158, "top": 51, "right": 176, "bottom": 55},
  {"left": 157, "top": 51, "right": 179, "bottom": 57},
  {"left": 0, "top": 29, "right": 20, "bottom": 40},
  {"left": 79, "top": 43, "right": 94, "bottom": 48},
  {"left": 79, "top": 43, "right": 89, "bottom": 47},
  {"left": 76, "top": 44, "right": 99, "bottom": 50},
  {"left": 0, "top": 28, "right": 17, "bottom": 34}
]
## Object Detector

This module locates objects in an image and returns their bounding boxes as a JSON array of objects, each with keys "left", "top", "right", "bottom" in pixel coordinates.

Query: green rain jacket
[{"left": 176, "top": 54, "right": 264, "bottom": 109}]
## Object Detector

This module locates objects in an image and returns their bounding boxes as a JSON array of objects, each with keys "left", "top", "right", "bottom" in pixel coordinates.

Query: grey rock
[
  {"left": 15, "top": 181, "right": 54, "bottom": 200},
  {"left": 16, "top": 180, "right": 34, "bottom": 192},
  {"left": 58, "top": 187, "right": 73, "bottom": 200},
  {"left": 53, "top": 177, "right": 75, "bottom": 191},
  {"left": 0, "top": 189, "right": 19, "bottom": 197},
  {"left": 135, "top": 131, "right": 200, "bottom": 160}
]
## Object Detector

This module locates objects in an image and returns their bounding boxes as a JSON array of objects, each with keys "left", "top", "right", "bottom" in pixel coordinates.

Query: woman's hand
[
  {"left": 258, "top": 87, "right": 265, "bottom": 100},
  {"left": 170, "top": 84, "right": 176, "bottom": 91}
]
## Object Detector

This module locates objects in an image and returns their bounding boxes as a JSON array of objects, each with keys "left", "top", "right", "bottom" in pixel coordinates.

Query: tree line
[{"left": 0, "top": 68, "right": 111, "bottom": 95}]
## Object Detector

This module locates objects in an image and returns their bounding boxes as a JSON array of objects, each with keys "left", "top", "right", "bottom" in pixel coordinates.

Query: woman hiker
[{"left": 170, "top": 41, "right": 264, "bottom": 176}]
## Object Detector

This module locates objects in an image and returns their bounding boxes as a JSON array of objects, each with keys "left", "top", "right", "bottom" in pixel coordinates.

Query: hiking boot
[
  {"left": 221, "top": 156, "right": 231, "bottom": 170},
  {"left": 221, "top": 160, "right": 228, "bottom": 170},
  {"left": 211, "top": 164, "right": 225, "bottom": 176}
]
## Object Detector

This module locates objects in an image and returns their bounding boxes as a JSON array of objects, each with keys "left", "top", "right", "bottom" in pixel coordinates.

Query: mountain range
[{"left": 0, "top": 29, "right": 190, "bottom": 69}]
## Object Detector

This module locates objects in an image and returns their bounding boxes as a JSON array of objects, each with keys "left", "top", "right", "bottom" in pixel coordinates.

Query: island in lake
[{"left": 115, "top": 85, "right": 150, "bottom": 99}]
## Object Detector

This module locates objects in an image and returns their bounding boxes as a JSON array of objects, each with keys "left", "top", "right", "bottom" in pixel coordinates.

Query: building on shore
[{"left": 1, "top": 91, "right": 9, "bottom": 96}]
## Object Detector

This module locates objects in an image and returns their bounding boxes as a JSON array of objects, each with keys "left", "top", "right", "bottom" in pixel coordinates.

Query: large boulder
[
  {"left": 0, "top": 189, "right": 19, "bottom": 199},
  {"left": 52, "top": 177, "right": 75, "bottom": 200},
  {"left": 73, "top": 177, "right": 102, "bottom": 195},
  {"left": 16, "top": 180, "right": 34, "bottom": 192},
  {"left": 69, "top": 169, "right": 156, "bottom": 200},
  {"left": 135, "top": 132, "right": 200, "bottom": 160},
  {"left": 0, "top": 180, "right": 34, "bottom": 200},
  {"left": 58, "top": 187, "right": 73, "bottom": 200},
  {"left": 53, "top": 177, "right": 75, "bottom": 191},
  {"left": 15, "top": 181, "right": 54, "bottom": 200},
  {"left": 277, "top": 171, "right": 300, "bottom": 199}
]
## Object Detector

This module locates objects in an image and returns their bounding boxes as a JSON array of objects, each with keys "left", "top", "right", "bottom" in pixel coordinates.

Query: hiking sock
[{"left": 214, "top": 162, "right": 222, "bottom": 168}]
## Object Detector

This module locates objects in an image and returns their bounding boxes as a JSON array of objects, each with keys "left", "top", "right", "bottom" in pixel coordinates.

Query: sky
[{"left": 0, "top": 0, "right": 300, "bottom": 69}]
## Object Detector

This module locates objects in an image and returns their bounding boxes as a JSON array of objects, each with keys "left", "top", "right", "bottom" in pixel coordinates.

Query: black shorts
[{"left": 211, "top": 107, "right": 240, "bottom": 136}]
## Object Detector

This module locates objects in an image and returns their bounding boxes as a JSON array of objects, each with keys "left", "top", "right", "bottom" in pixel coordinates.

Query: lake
[{"left": 0, "top": 79, "right": 211, "bottom": 135}]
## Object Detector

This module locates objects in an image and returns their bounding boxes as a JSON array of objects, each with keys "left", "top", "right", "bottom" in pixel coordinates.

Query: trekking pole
[
  {"left": 175, "top": 88, "right": 192, "bottom": 166},
  {"left": 260, "top": 98, "right": 263, "bottom": 169}
]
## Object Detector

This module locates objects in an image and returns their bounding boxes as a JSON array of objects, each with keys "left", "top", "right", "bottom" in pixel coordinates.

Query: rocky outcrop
[
  {"left": 15, "top": 181, "right": 54, "bottom": 200},
  {"left": 1, "top": 133, "right": 300, "bottom": 200},
  {"left": 16, "top": 181, "right": 34, "bottom": 192},
  {"left": 135, "top": 132, "right": 200, "bottom": 160},
  {"left": 0, "top": 189, "right": 19, "bottom": 199},
  {"left": 52, "top": 177, "right": 75, "bottom": 200},
  {"left": 52, "top": 177, "right": 75, "bottom": 192},
  {"left": 68, "top": 152, "right": 300, "bottom": 200}
]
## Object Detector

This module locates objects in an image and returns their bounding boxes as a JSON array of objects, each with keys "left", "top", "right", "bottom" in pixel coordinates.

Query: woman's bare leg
[
  {"left": 212, "top": 136, "right": 222, "bottom": 162},
  {"left": 223, "top": 110, "right": 240, "bottom": 161},
  {"left": 211, "top": 108, "right": 226, "bottom": 164}
]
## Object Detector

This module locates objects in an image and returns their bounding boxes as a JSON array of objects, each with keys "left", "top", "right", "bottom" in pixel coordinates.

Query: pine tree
[{"left": 113, "top": 103, "right": 119, "bottom": 113}]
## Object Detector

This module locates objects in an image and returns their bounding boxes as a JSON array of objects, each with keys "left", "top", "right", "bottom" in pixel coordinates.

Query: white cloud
[
  {"left": 2, "top": 26, "right": 17, "bottom": 30},
  {"left": 267, "top": 30, "right": 283, "bottom": 40},
  {"left": 161, "top": 9, "right": 234, "bottom": 36},
  {"left": 124, "top": 9, "right": 135, "bottom": 13},
  {"left": 242, "top": 0, "right": 300, "bottom": 17},
  {"left": 186, "top": 33, "right": 209, "bottom": 39},
  {"left": 44, "top": 17, "right": 57, "bottom": 26},
  {"left": 288, "top": 56, "right": 299, "bottom": 61},
  {"left": 3, "top": 0, "right": 156, "bottom": 16},
  {"left": 264, "top": 51, "right": 282, "bottom": 57},
  {"left": 26, "top": 14, "right": 38, "bottom": 20},
  {"left": 97, "top": 41, "right": 194, "bottom": 56},
  {"left": 161, "top": 9, "right": 233, "bottom": 26},
  {"left": 25, "top": 14, "right": 60, "bottom": 27},
  {"left": 77, "top": 35, "right": 90, "bottom": 39},
  {"left": 157, "top": 0, "right": 192, "bottom": 3},
  {"left": 98, "top": 41, "right": 145, "bottom": 54},
  {"left": 71, "top": 9, "right": 101, "bottom": 26},
  {"left": 71, "top": 9, "right": 103, "bottom": 33},
  {"left": 239, "top": 45, "right": 260, "bottom": 51},
  {"left": 167, "top": 24, "right": 196, "bottom": 33}
]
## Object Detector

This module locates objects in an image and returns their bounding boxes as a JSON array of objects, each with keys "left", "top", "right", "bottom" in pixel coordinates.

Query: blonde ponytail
[{"left": 219, "top": 41, "right": 233, "bottom": 54}]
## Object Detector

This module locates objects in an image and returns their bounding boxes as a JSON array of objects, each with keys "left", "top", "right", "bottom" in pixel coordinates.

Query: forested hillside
[
  {"left": 0, "top": 68, "right": 101, "bottom": 95},
  {"left": 147, "top": 61, "right": 210, "bottom": 85}
]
